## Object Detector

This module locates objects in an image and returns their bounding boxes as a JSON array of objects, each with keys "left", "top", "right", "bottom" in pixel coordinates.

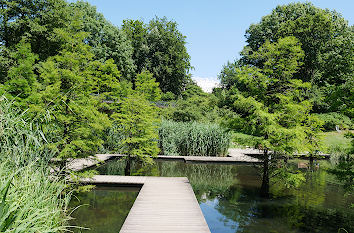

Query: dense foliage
[
  {"left": 70, "top": 1, "right": 135, "bottom": 80},
  {"left": 218, "top": 35, "right": 325, "bottom": 197},
  {"left": 123, "top": 17, "right": 192, "bottom": 95},
  {"left": 215, "top": 2, "right": 353, "bottom": 198},
  {"left": 242, "top": 2, "right": 353, "bottom": 117},
  {"left": 328, "top": 133, "right": 354, "bottom": 193},
  {"left": 0, "top": 0, "right": 176, "bottom": 162},
  {"left": 316, "top": 112, "right": 353, "bottom": 131},
  {"left": 0, "top": 0, "right": 353, "bottom": 231},
  {"left": 0, "top": 0, "right": 71, "bottom": 62},
  {"left": 111, "top": 94, "right": 160, "bottom": 161},
  {"left": 223, "top": 36, "right": 315, "bottom": 153}
]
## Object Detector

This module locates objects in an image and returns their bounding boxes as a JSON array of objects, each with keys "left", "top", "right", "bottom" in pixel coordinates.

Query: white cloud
[{"left": 192, "top": 76, "right": 220, "bottom": 93}]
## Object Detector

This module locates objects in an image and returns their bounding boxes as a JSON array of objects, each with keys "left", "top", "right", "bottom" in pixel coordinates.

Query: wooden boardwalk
[
  {"left": 81, "top": 175, "right": 211, "bottom": 233},
  {"left": 67, "top": 154, "right": 112, "bottom": 171},
  {"left": 97, "top": 153, "right": 261, "bottom": 164}
]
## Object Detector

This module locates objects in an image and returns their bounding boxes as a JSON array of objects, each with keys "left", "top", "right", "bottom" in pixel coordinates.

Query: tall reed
[
  {"left": 0, "top": 97, "right": 71, "bottom": 232},
  {"left": 0, "top": 163, "right": 71, "bottom": 232},
  {"left": 0, "top": 98, "right": 56, "bottom": 166},
  {"left": 159, "top": 120, "right": 231, "bottom": 156}
]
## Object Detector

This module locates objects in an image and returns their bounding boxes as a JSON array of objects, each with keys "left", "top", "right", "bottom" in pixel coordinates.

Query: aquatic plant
[{"left": 159, "top": 120, "right": 231, "bottom": 156}]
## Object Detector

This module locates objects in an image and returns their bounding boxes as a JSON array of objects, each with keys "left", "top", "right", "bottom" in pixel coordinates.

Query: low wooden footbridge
[
  {"left": 81, "top": 175, "right": 211, "bottom": 233},
  {"left": 71, "top": 153, "right": 261, "bottom": 232}
]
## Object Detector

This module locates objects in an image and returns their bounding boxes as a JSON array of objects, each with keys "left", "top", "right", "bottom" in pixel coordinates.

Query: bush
[
  {"left": 232, "top": 132, "right": 261, "bottom": 148},
  {"left": 159, "top": 120, "right": 231, "bottom": 156},
  {"left": 316, "top": 112, "right": 353, "bottom": 131}
]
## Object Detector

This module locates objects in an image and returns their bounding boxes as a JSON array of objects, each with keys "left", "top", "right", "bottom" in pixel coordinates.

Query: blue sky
[{"left": 72, "top": 0, "right": 353, "bottom": 91}]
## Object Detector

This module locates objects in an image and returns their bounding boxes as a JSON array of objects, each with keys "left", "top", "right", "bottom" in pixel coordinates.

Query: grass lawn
[
  {"left": 231, "top": 132, "right": 259, "bottom": 148},
  {"left": 231, "top": 131, "right": 352, "bottom": 153},
  {"left": 321, "top": 130, "right": 352, "bottom": 152}
]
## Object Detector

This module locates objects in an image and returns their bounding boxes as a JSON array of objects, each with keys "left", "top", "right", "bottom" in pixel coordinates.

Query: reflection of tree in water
[
  {"left": 97, "top": 159, "right": 238, "bottom": 200},
  {"left": 96, "top": 159, "right": 354, "bottom": 233},
  {"left": 158, "top": 161, "right": 237, "bottom": 200},
  {"left": 271, "top": 161, "right": 327, "bottom": 208},
  {"left": 234, "top": 201, "right": 354, "bottom": 233},
  {"left": 69, "top": 187, "right": 138, "bottom": 233},
  {"left": 214, "top": 161, "right": 354, "bottom": 233}
]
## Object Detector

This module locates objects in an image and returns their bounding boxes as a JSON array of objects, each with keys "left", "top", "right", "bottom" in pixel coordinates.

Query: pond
[
  {"left": 69, "top": 186, "right": 139, "bottom": 233},
  {"left": 73, "top": 159, "right": 354, "bottom": 233}
]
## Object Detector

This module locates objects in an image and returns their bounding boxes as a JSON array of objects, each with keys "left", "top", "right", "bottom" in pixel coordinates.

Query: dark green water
[
  {"left": 69, "top": 186, "right": 139, "bottom": 233},
  {"left": 93, "top": 159, "right": 353, "bottom": 233}
]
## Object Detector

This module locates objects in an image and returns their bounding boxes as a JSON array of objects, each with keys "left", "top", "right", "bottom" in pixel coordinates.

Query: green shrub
[
  {"left": 232, "top": 132, "right": 262, "bottom": 148},
  {"left": 101, "top": 123, "right": 127, "bottom": 153},
  {"left": 316, "top": 112, "right": 353, "bottom": 131},
  {"left": 158, "top": 120, "right": 231, "bottom": 156}
]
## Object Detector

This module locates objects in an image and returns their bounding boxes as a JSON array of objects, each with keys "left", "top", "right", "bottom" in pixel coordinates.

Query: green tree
[
  {"left": 70, "top": 1, "right": 135, "bottom": 80},
  {"left": 172, "top": 95, "right": 220, "bottom": 123},
  {"left": 240, "top": 2, "right": 354, "bottom": 116},
  {"left": 2, "top": 40, "right": 38, "bottom": 101},
  {"left": 0, "top": 46, "right": 13, "bottom": 84},
  {"left": 146, "top": 17, "right": 192, "bottom": 95},
  {"left": 123, "top": 17, "right": 192, "bottom": 95},
  {"left": 181, "top": 81, "right": 206, "bottom": 100},
  {"left": 112, "top": 94, "right": 160, "bottom": 175},
  {"left": 218, "top": 60, "right": 244, "bottom": 90},
  {"left": 163, "top": 81, "right": 227, "bottom": 123},
  {"left": 29, "top": 24, "right": 113, "bottom": 161},
  {"left": 224, "top": 37, "right": 319, "bottom": 197},
  {"left": 135, "top": 71, "right": 161, "bottom": 102},
  {"left": 122, "top": 19, "right": 149, "bottom": 87},
  {"left": 0, "top": 0, "right": 72, "bottom": 60},
  {"left": 303, "top": 115, "right": 325, "bottom": 167}
]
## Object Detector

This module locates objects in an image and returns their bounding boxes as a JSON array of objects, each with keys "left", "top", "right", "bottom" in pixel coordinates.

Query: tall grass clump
[
  {"left": 0, "top": 98, "right": 56, "bottom": 166},
  {"left": 159, "top": 120, "right": 231, "bottom": 156},
  {"left": 0, "top": 97, "right": 71, "bottom": 232},
  {"left": 0, "top": 163, "right": 70, "bottom": 232}
]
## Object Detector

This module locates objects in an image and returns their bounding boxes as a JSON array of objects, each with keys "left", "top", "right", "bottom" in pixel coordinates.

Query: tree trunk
[
  {"left": 260, "top": 149, "right": 270, "bottom": 198},
  {"left": 309, "top": 155, "right": 314, "bottom": 171},
  {"left": 125, "top": 155, "right": 132, "bottom": 176}
]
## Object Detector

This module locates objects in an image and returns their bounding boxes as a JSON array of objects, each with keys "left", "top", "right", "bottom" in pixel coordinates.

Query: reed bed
[
  {"left": 0, "top": 163, "right": 71, "bottom": 232},
  {"left": 0, "top": 98, "right": 71, "bottom": 232},
  {"left": 159, "top": 120, "right": 231, "bottom": 156},
  {"left": 0, "top": 98, "right": 56, "bottom": 166}
]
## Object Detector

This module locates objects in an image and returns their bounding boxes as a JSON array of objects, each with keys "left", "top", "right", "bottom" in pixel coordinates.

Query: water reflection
[
  {"left": 69, "top": 186, "right": 139, "bottom": 233},
  {"left": 95, "top": 159, "right": 353, "bottom": 233}
]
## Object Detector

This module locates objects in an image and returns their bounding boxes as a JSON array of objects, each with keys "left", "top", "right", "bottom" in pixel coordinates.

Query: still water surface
[
  {"left": 69, "top": 186, "right": 139, "bottom": 233},
  {"left": 71, "top": 159, "right": 353, "bottom": 233}
]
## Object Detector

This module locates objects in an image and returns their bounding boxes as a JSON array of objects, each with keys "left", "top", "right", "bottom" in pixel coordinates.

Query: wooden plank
[
  {"left": 67, "top": 154, "right": 112, "bottom": 171},
  {"left": 183, "top": 155, "right": 260, "bottom": 163},
  {"left": 121, "top": 176, "right": 210, "bottom": 233},
  {"left": 97, "top": 154, "right": 261, "bottom": 164},
  {"left": 80, "top": 175, "right": 146, "bottom": 185}
]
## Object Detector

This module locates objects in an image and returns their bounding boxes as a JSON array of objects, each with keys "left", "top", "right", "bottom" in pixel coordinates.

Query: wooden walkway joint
[{"left": 81, "top": 175, "right": 211, "bottom": 233}]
